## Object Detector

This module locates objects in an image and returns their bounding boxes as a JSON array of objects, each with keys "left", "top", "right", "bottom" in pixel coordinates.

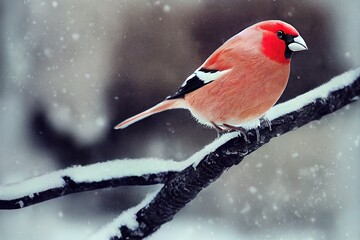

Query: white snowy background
[{"left": 0, "top": 0, "right": 359, "bottom": 239}]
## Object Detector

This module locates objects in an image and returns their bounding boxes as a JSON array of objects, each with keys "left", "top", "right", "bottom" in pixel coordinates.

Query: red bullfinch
[{"left": 114, "top": 20, "right": 307, "bottom": 132}]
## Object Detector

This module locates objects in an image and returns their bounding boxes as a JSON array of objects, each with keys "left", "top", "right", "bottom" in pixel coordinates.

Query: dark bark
[{"left": 0, "top": 171, "right": 178, "bottom": 210}]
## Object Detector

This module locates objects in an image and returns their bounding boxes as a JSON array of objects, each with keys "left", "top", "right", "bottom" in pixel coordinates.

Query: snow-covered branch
[
  {"left": 1, "top": 68, "right": 359, "bottom": 240},
  {"left": 0, "top": 159, "right": 188, "bottom": 209},
  {"left": 92, "top": 68, "right": 360, "bottom": 239}
]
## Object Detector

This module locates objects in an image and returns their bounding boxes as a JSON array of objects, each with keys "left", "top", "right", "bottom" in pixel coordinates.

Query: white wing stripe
[{"left": 195, "top": 69, "right": 231, "bottom": 83}]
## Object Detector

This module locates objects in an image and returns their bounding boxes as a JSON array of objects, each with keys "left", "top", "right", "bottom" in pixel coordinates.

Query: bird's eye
[{"left": 277, "top": 30, "right": 284, "bottom": 39}]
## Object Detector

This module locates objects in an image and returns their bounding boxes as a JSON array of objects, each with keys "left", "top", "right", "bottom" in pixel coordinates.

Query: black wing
[{"left": 166, "top": 68, "right": 221, "bottom": 100}]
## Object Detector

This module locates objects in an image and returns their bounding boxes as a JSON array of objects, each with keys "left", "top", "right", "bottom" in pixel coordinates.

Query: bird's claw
[
  {"left": 222, "top": 123, "right": 249, "bottom": 143},
  {"left": 212, "top": 121, "right": 270, "bottom": 144},
  {"left": 260, "top": 117, "right": 272, "bottom": 131},
  {"left": 211, "top": 122, "right": 250, "bottom": 142}
]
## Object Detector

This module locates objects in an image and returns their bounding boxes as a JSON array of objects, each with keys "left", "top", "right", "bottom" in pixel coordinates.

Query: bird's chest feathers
[{"left": 185, "top": 59, "right": 289, "bottom": 125}]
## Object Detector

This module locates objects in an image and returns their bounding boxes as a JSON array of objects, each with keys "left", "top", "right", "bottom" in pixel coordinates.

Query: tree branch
[
  {"left": 102, "top": 68, "right": 360, "bottom": 239},
  {"left": 0, "top": 159, "right": 186, "bottom": 209}
]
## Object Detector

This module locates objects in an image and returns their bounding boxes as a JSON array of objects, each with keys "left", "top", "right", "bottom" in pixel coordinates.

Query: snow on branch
[
  {"left": 0, "top": 68, "right": 359, "bottom": 240},
  {"left": 88, "top": 189, "right": 161, "bottom": 240},
  {"left": 0, "top": 128, "right": 239, "bottom": 210},
  {"left": 0, "top": 158, "right": 189, "bottom": 209}
]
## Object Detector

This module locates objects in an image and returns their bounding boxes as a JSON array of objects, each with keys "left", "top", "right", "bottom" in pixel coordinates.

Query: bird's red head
[{"left": 256, "top": 20, "right": 308, "bottom": 64}]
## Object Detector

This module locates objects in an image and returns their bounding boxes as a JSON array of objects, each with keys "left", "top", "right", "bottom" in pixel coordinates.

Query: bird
[{"left": 114, "top": 20, "right": 308, "bottom": 133}]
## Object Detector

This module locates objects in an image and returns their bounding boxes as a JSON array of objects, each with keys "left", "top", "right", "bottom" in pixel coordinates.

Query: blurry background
[{"left": 0, "top": 0, "right": 359, "bottom": 239}]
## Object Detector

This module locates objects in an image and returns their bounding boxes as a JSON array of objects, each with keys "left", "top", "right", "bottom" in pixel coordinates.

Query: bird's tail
[{"left": 114, "top": 99, "right": 186, "bottom": 129}]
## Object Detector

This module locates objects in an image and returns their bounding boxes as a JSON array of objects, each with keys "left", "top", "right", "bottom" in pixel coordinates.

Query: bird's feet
[
  {"left": 212, "top": 118, "right": 272, "bottom": 143},
  {"left": 211, "top": 122, "right": 249, "bottom": 142},
  {"left": 221, "top": 123, "right": 249, "bottom": 142},
  {"left": 211, "top": 122, "right": 245, "bottom": 139},
  {"left": 259, "top": 116, "right": 272, "bottom": 131},
  {"left": 211, "top": 121, "right": 229, "bottom": 138},
  {"left": 252, "top": 117, "right": 272, "bottom": 143}
]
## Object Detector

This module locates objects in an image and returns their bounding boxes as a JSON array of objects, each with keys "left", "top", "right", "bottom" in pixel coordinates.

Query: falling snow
[
  {"left": 163, "top": 4, "right": 171, "bottom": 12},
  {"left": 1, "top": 1, "right": 359, "bottom": 239},
  {"left": 354, "top": 138, "right": 360, "bottom": 147},
  {"left": 72, "top": 33, "right": 80, "bottom": 40},
  {"left": 248, "top": 186, "right": 257, "bottom": 194}
]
